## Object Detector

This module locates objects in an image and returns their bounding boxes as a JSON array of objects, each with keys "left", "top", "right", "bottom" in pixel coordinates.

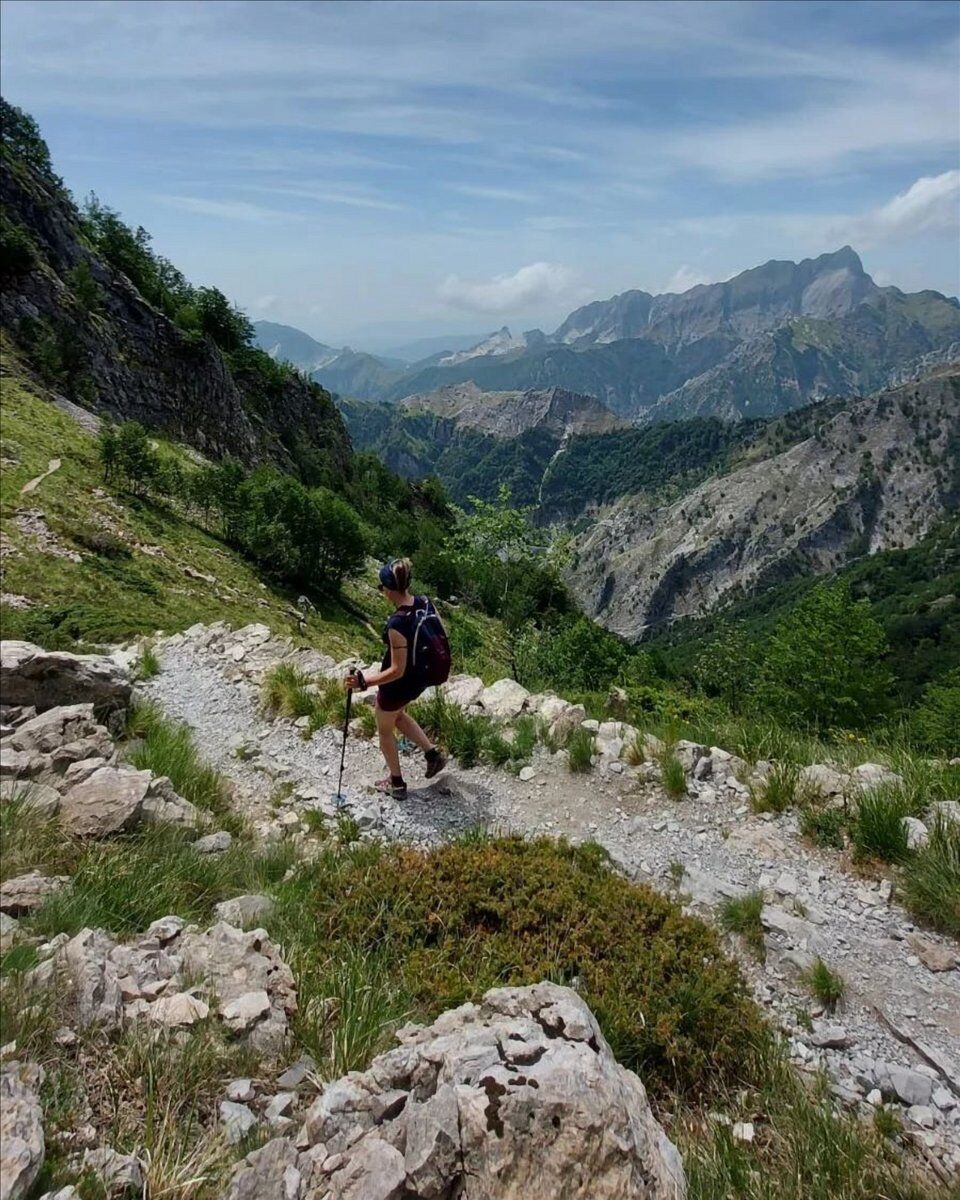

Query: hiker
[{"left": 344, "top": 558, "right": 449, "bottom": 798}]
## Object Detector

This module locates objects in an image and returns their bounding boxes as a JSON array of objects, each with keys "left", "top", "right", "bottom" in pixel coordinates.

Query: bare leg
[
  {"left": 396, "top": 708, "right": 433, "bottom": 752},
  {"left": 375, "top": 704, "right": 402, "bottom": 777}
]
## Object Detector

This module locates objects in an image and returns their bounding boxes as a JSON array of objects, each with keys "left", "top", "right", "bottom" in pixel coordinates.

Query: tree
[
  {"left": 0, "top": 98, "right": 61, "bottom": 187},
  {"left": 68, "top": 258, "right": 102, "bottom": 312},
  {"left": 911, "top": 669, "right": 960, "bottom": 753},
  {"left": 108, "top": 421, "right": 159, "bottom": 496},
  {"left": 755, "top": 580, "right": 893, "bottom": 729},
  {"left": 195, "top": 287, "right": 253, "bottom": 353}
]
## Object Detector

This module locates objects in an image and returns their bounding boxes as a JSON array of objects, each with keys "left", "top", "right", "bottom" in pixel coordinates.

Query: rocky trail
[{"left": 143, "top": 622, "right": 960, "bottom": 1179}]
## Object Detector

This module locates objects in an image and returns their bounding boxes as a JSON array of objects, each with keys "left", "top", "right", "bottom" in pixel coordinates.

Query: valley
[{"left": 1, "top": 93, "right": 958, "bottom": 1200}]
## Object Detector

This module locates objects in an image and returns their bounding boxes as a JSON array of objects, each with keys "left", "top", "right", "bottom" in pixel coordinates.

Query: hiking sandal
[{"left": 374, "top": 776, "right": 408, "bottom": 799}]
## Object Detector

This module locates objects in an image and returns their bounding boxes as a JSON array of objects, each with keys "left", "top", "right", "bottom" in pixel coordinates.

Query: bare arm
[{"left": 346, "top": 627, "right": 407, "bottom": 689}]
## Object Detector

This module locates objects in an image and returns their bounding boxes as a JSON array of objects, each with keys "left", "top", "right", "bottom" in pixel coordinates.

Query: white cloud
[
  {"left": 437, "top": 262, "right": 575, "bottom": 314},
  {"left": 870, "top": 170, "right": 960, "bottom": 238},
  {"left": 156, "top": 195, "right": 293, "bottom": 222},
  {"left": 252, "top": 294, "right": 277, "bottom": 312},
  {"left": 664, "top": 265, "right": 711, "bottom": 293}
]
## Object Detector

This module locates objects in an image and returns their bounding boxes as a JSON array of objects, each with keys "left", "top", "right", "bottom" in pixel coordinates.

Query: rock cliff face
[
  {"left": 401, "top": 382, "right": 624, "bottom": 439},
  {"left": 570, "top": 368, "right": 960, "bottom": 638},
  {"left": 1, "top": 147, "right": 351, "bottom": 479}
]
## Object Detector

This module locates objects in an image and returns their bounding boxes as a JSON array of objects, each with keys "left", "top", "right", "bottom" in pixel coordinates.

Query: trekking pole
[{"left": 335, "top": 674, "right": 354, "bottom": 809}]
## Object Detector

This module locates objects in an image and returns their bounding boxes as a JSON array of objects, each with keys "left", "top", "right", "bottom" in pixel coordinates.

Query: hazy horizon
[{"left": 2, "top": 0, "right": 957, "bottom": 346}]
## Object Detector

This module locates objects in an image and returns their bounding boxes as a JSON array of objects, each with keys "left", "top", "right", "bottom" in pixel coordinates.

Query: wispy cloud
[
  {"left": 438, "top": 262, "right": 576, "bottom": 314},
  {"left": 155, "top": 195, "right": 294, "bottom": 222},
  {"left": 664, "top": 265, "right": 713, "bottom": 293},
  {"left": 447, "top": 184, "right": 539, "bottom": 204}
]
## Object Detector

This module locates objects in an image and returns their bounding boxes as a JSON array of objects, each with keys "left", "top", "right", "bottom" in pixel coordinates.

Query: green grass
[
  {"left": 566, "top": 726, "right": 595, "bottom": 773},
  {"left": 719, "top": 890, "right": 766, "bottom": 961},
  {"left": 852, "top": 787, "right": 910, "bottom": 863},
  {"left": 27, "top": 824, "right": 296, "bottom": 938},
  {"left": 683, "top": 1041, "right": 940, "bottom": 1200},
  {"left": 137, "top": 640, "right": 161, "bottom": 678},
  {"left": 806, "top": 957, "right": 844, "bottom": 1008},
  {"left": 0, "top": 360, "right": 382, "bottom": 660},
  {"left": 124, "top": 699, "right": 237, "bottom": 829},
  {"left": 900, "top": 817, "right": 960, "bottom": 937},
  {"left": 800, "top": 805, "right": 848, "bottom": 851}
]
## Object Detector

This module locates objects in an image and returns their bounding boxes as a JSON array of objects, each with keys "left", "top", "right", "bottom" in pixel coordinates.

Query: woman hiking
[{"left": 344, "top": 558, "right": 449, "bottom": 798}]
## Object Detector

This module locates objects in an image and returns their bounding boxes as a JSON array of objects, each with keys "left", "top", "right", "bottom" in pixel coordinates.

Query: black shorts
[{"left": 377, "top": 677, "right": 428, "bottom": 712}]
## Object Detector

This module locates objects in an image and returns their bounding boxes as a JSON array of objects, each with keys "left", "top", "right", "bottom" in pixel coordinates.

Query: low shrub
[
  {"left": 269, "top": 836, "right": 766, "bottom": 1100},
  {"left": 900, "top": 817, "right": 960, "bottom": 937},
  {"left": 851, "top": 788, "right": 909, "bottom": 863},
  {"left": 719, "top": 890, "right": 766, "bottom": 960}
]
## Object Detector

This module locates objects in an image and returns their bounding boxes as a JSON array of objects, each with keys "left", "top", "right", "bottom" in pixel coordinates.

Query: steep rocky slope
[
  {"left": 1, "top": 114, "right": 351, "bottom": 479},
  {"left": 570, "top": 368, "right": 960, "bottom": 638},
  {"left": 401, "top": 381, "right": 624, "bottom": 439}
]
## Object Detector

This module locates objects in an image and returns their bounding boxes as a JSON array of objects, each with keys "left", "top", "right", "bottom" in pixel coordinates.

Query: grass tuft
[
  {"left": 659, "top": 750, "right": 688, "bottom": 798},
  {"left": 806, "top": 957, "right": 844, "bottom": 1008},
  {"left": 900, "top": 816, "right": 960, "bottom": 937},
  {"left": 799, "top": 805, "right": 847, "bottom": 851},
  {"left": 566, "top": 726, "right": 595, "bottom": 774},
  {"left": 750, "top": 762, "right": 801, "bottom": 814},
  {"left": 719, "top": 890, "right": 766, "bottom": 961},
  {"left": 137, "top": 640, "right": 161, "bottom": 679},
  {"left": 851, "top": 787, "right": 910, "bottom": 863}
]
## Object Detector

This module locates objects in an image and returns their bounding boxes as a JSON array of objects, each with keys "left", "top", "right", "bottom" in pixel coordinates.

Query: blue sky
[{"left": 2, "top": 0, "right": 958, "bottom": 349}]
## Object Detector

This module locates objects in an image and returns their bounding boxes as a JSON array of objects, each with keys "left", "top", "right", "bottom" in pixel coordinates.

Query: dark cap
[{"left": 378, "top": 562, "right": 397, "bottom": 590}]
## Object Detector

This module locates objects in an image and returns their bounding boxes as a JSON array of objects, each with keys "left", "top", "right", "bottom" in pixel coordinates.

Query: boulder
[
  {"left": 0, "top": 872, "right": 70, "bottom": 917},
  {"left": 216, "top": 897, "right": 276, "bottom": 931},
  {"left": 194, "top": 831, "right": 233, "bottom": 854},
  {"left": 140, "top": 776, "right": 199, "bottom": 827},
  {"left": 851, "top": 763, "right": 903, "bottom": 793},
  {"left": 0, "top": 641, "right": 131, "bottom": 713},
  {"left": 57, "top": 928, "right": 124, "bottom": 1029},
  {"left": 442, "top": 675, "right": 485, "bottom": 709},
  {"left": 150, "top": 992, "right": 209, "bottom": 1027},
  {"left": 225, "top": 1137, "right": 304, "bottom": 1200},
  {"left": 5, "top": 705, "right": 101, "bottom": 757},
  {"left": 0, "top": 1061, "right": 45, "bottom": 1200},
  {"left": 674, "top": 740, "right": 708, "bottom": 773},
  {"left": 59, "top": 766, "right": 152, "bottom": 837},
  {"left": 0, "top": 912, "right": 20, "bottom": 952},
  {"left": 902, "top": 817, "right": 929, "bottom": 851},
  {"left": 220, "top": 1101, "right": 258, "bottom": 1145},
  {"left": 798, "top": 764, "right": 847, "bottom": 799},
  {"left": 539, "top": 696, "right": 586, "bottom": 743},
  {"left": 81, "top": 1147, "right": 145, "bottom": 1197},
  {"left": 930, "top": 800, "right": 960, "bottom": 828},
  {"left": 479, "top": 678, "right": 531, "bottom": 720},
  {"left": 907, "top": 934, "right": 958, "bottom": 973},
  {"left": 293, "top": 981, "right": 686, "bottom": 1199},
  {"left": 0, "top": 705, "right": 114, "bottom": 789}
]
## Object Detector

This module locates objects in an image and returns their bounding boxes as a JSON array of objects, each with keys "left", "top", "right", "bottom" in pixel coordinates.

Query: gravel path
[{"left": 143, "top": 622, "right": 960, "bottom": 1177}]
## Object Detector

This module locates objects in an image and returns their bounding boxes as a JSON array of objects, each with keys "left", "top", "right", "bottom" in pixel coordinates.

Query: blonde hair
[{"left": 390, "top": 557, "right": 413, "bottom": 592}]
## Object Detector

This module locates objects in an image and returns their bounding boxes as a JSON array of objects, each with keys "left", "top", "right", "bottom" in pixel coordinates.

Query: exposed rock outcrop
[
  {"left": 0, "top": 643, "right": 131, "bottom": 713},
  {"left": 0, "top": 1061, "right": 45, "bottom": 1200},
  {"left": 225, "top": 982, "right": 686, "bottom": 1200}
]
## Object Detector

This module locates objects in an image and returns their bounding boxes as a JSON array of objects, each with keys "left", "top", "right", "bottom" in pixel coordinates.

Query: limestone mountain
[
  {"left": 252, "top": 320, "right": 340, "bottom": 372},
  {"left": 326, "top": 249, "right": 959, "bottom": 423},
  {"left": 569, "top": 367, "right": 960, "bottom": 638},
  {"left": 401, "top": 381, "right": 624, "bottom": 439}
]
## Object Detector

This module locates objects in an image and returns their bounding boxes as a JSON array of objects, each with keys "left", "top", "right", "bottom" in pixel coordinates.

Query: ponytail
[{"left": 391, "top": 557, "right": 413, "bottom": 592}]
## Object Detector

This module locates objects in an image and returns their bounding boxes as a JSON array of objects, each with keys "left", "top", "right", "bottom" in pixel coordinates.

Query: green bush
[
  {"left": 270, "top": 836, "right": 766, "bottom": 1099},
  {"left": 30, "top": 825, "right": 295, "bottom": 937},
  {"left": 750, "top": 762, "right": 801, "bottom": 814},
  {"left": 911, "top": 671, "right": 960, "bottom": 753},
  {"left": 754, "top": 581, "right": 893, "bottom": 730},
  {"left": 900, "top": 817, "right": 960, "bottom": 937}
]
